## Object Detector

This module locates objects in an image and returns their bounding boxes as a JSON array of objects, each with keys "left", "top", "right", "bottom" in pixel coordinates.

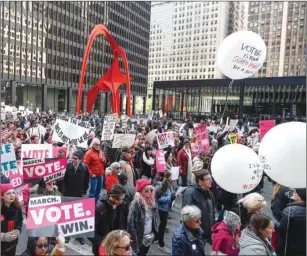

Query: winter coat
[
  {"left": 105, "top": 172, "right": 118, "bottom": 194},
  {"left": 211, "top": 222, "right": 239, "bottom": 256},
  {"left": 277, "top": 201, "right": 306, "bottom": 256},
  {"left": 271, "top": 186, "right": 293, "bottom": 222},
  {"left": 90, "top": 196, "right": 125, "bottom": 246},
  {"left": 21, "top": 237, "right": 64, "bottom": 256},
  {"left": 172, "top": 224, "right": 205, "bottom": 256},
  {"left": 239, "top": 226, "right": 276, "bottom": 256},
  {"left": 84, "top": 148, "right": 107, "bottom": 177},
  {"left": 177, "top": 148, "right": 190, "bottom": 176},
  {"left": 119, "top": 158, "right": 135, "bottom": 187},
  {"left": 155, "top": 181, "right": 173, "bottom": 212},
  {"left": 140, "top": 152, "right": 154, "bottom": 178},
  {"left": 63, "top": 162, "right": 89, "bottom": 197},
  {"left": 182, "top": 184, "right": 215, "bottom": 240},
  {"left": 127, "top": 198, "right": 160, "bottom": 254},
  {"left": 1, "top": 204, "right": 23, "bottom": 256}
]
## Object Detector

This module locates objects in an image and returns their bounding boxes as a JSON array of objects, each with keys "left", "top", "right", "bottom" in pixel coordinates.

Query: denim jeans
[{"left": 89, "top": 176, "right": 103, "bottom": 203}]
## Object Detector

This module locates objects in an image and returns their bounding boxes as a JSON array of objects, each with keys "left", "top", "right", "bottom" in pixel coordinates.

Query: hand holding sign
[{"left": 211, "top": 144, "right": 263, "bottom": 194}]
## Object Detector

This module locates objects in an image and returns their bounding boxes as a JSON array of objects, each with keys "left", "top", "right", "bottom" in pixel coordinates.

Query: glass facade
[
  {"left": 0, "top": 2, "right": 150, "bottom": 113},
  {"left": 153, "top": 76, "right": 306, "bottom": 119}
]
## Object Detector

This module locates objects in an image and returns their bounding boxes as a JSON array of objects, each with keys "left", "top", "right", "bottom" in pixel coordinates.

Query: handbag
[{"left": 142, "top": 232, "right": 155, "bottom": 247}]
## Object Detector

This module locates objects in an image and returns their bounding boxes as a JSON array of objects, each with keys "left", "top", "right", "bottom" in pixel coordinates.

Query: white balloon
[
  {"left": 211, "top": 144, "right": 263, "bottom": 194},
  {"left": 216, "top": 30, "right": 267, "bottom": 80},
  {"left": 259, "top": 122, "right": 306, "bottom": 188}
]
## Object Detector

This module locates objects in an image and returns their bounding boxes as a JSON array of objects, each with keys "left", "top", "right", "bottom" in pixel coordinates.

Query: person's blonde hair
[
  {"left": 102, "top": 230, "right": 130, "bottom": 255},
  {"left": 272, "top": 183, "right": 282, "bottom": 200},
  {"left": 237, "top": 192, "right": 267, "bottom": 212}
]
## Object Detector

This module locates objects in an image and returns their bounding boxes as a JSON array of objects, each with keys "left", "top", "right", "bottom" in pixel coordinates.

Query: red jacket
[
  {"left": 84, "top": 148, "right": 107, "bottom": 177},
  {"left": 177, "top": 149, "right": 190, "bottom": 176},
  {"left": 211, "top": 222, "right": 240, "bottom": 256},
  {"left": 105, "top": 173, "right": 118, "bottom": 193}
]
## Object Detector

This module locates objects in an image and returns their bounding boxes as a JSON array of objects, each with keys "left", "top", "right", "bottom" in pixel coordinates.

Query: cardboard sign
[
  {"left": 1, "top": 143, "right": 17, "bottom": 172},
  {"left": 3, "top": 161, "right": 23, "bottom": 188},
  {"left": 172, "top": 123, "right": 181, "bottom": 134},
  {"left": 145, "top": 129, "right": 158, "bottom": 144},
  {"left": 157, "top": 132, "right": 175, "bottom": 149},
  {"left": 229, "top": 119, "right": 239, "bottom": 131},
  {"left": 170, "top": 166, "right": 180, "bottom": 180},
  {"left": 22, "top": 144, "right": 53, "bottom": 159},
  {"left": 228, "top": 133, "right": 238, "bottom": 144},
  {"left": 112, "top": 134, "right": 136, "bottom": 148},
  {"left": 259, "top": 120, "right": 275, "bottom": 140},
  {"left": 27, "top": 197, "right": 95, "bottom": 237},
  {"left": 52, "top": 119, "right": 89, "bottom": 149},
  {"left": 156, "top": 150, "right": 166, "bottom": 173},
  {"left": 23, "top": 158, "right": 68, "bottom": 184},
  {"left": 101, "top": 122, "right": 115, "bottom": 141}
]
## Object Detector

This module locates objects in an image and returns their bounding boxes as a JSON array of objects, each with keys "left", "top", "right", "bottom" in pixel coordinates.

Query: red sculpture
[{"left": 76, "top": 24, "right": 132, "bottom": 117}]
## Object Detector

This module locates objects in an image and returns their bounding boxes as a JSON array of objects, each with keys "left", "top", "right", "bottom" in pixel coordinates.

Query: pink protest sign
[
  {"left": 27, "top": 197, "right": 95, "bottom": 237},
  {"left": 23, "top": 158, "right": 68, "bottom": 183},
  {"left": 156, "top": 150, "right": 166, "bottom": 173},
  {"left": 2, "top": 160, "right": 23, "bottom": 188},
  {"left": 195, "top": 124, "right": 210, "bottom": 153},
  {"left": 259, "top": 120, "right": 275, "bottom": 140}
]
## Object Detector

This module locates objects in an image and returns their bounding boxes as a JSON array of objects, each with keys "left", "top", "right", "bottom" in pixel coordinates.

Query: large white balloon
[
  {"left": 259, "top": 122, "right": 306, "bottom": 188},
  {"left": 211, "top": 144, "right": 263, "bottom": 194},
  {"left": 216, "top": 30, "right": 267, "bottom": 80}
]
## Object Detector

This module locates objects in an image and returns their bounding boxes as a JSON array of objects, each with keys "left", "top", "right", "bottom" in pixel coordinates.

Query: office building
[
  {"left": 0, "top": 2, "right": 151, "bottom": 113},
  {"left": 248, "top": 1, "right": 306, "bottom": 77},
  {"left": 147, "top": 1, "right": 248, "bottom": 102}
]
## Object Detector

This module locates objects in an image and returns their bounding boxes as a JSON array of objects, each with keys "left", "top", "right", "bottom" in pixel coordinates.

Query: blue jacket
[
  {"left": 172, "top": 224, "right": 205, "bottom": 256},
  {"left": 155, "top": 181, "right": 172, "bottom": 212}
]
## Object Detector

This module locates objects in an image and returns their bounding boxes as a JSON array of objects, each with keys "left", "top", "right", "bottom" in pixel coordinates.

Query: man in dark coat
[
  {"left": 90, "top": 184, "right": 126, "bottom": 256},
  {"left": 182, "top": 169, "right": 215, "bottom": 244},
  {"left": 62, "top": 151, "right": 89, "bottom": 244}
]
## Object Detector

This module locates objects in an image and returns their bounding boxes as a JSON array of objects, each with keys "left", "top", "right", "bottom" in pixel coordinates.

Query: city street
[{"left": 16, "top": 178, "right": 274, "bottom": 255}]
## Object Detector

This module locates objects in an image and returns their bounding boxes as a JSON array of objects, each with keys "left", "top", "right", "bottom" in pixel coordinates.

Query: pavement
[{"left": 15, "top": 178, "right": 274, "bottom": 255}]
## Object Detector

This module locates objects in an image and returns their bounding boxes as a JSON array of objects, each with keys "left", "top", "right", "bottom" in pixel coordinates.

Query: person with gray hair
[
  {"left": 172, "top": 205, "right": 205, "bottom": 256},
  {"left": 105, "top": 162, "right": 121, "bottom": 194},
  {"left": 84, "top": 137, "right": 108, "bottom": 203}
]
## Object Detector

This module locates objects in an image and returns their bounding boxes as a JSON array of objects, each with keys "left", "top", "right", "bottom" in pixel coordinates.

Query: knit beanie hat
[
  {"left": 136, "top": 179, "right": 151, "bottom": 193},
  {"left": 1, "top": 184, "right": 14, "bottom": 196}
]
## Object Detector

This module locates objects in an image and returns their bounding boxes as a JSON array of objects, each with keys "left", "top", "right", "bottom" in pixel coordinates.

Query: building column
[
  {"left": 143, "top": 96, "right": 146, "bottom": 115},
  {"left": 41, "top": 84, "right": 47, "bottom": 111},
  {"left": 132, "top": 95, "right": 136, "bottom": 115},
  {"left": 104, "top": 92, "right": 108, "bottom": 113},
  {"left": 120, "top": 94, "right": 123, "bottom": 113},
  {"left": 11, "top": 81, "right": 16, "bottom": 106},
  {"left": 67, "top": 87, "right": 72, "bottom": 113}
]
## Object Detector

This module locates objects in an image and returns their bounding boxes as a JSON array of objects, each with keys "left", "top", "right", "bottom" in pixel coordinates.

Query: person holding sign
[
  {"left": 1, "top": 184, "right": 23, "bottom": 256},
  {"left": 84, "top": 138, "right": 108, "bottom": 203}
]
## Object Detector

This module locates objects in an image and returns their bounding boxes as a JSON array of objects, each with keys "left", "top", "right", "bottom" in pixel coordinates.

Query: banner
[
  {"left": 1, "top": 143, "right": 17, "bottom": 172},
  {"left": 145, "top": 129, "right": 158, "bottom": 144},
  {"left": 259, "top": 120, "right": 275, "bottom": 140},
  {"left": 195, "top": 125, "right": 210, "bottom": 152},
  {"left": 157, "top": 132, "right": 175, "bottom": 149},
  {"left": 3, "top": 161, "right": 23, "bottom": 188},
  {"left": 21, "top": 144, "right": 53, "bottom": 159},
  {"left": 27, "top": 197, "right": 95, "bottom": 237},
  {"left": 101, "top": 122, "right": 116, "bottom": 141},
  {"left": 156, "top": 150, "right": 166, "bottom": 173},
  {"left": 52, "top": 119, "right": 89, "bottom": 149},
  {"left": 23, "top": 158, "right": 68, "bottom": 184},
  {"left": 112, "top": 134, "right": 136, "bottom": 148}
]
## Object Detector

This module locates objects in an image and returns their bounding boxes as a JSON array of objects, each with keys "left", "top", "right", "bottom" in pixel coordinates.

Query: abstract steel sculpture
[{"left": 76, "top": 24, "right": 132, "bottom": 117}]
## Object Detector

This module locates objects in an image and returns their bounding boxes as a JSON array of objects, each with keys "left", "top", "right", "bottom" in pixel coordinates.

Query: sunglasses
[
  {"left": 117, "top": 242, "right": 132, "bottom": 251},
  {"left": 144, "top": 188, "right": 153, "bottom": 193},
  {"left": 36, "top": 243, "right": 49, "bottom": 249}
]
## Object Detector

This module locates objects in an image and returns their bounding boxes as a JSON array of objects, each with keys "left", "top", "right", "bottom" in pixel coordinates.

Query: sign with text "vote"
[{"left": 1, "top": 143, "right": 17, "bottom": 173}]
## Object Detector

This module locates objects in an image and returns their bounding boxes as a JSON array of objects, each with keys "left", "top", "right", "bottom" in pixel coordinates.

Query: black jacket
[
  {"left": 91, "top": 196, "right": 125, "bottom": 246},
  {"left": 63, "top": 162, "right": 89, "bottom": 197},
  {"left": 277, "top": 201, "right": 306, "bottom": 256},
  {"left": 0, "top": 174, "right": 10, "bottom": 184},
  {"left": 182, "top": 184, "right": 215, "bottom": 240},
  {"left": 271, "top": 186, "right": 293, "bottom": 222}
]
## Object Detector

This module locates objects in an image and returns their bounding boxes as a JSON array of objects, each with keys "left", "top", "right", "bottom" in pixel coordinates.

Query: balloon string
[
  {"left": 284, "top": 188, "right": 294, "bottom": 256},
  {"left": 221, "top": 79, "right": 234, "bottom": 123}
]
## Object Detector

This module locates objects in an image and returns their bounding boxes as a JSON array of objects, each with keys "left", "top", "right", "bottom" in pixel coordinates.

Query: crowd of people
[{"left": 1, "top": 111, "right": 306, "bottom": 256}]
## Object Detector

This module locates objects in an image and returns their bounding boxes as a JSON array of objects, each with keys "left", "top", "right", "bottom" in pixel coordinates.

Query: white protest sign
[
  {"left": 157, "top": 132, "right": 175, "bottom": 149},
  {"left": 112, "top": 134, "right": 136, "bottom": 148},
  {"left": 209, "top": 125, "right": 218, "bottom": 134},
  {"left": 5, "top": 106, "right": 12, "bottom": 112},
  {"left": 145, "top": 129, "right": 158, "bottom": 144},
  {"left": 1, "top": 143, "right": 17, "bottom": 173},
  {"left": 1, "top": 102, "right": 4, "bottom": 107},
  {"left": 52, "top": 119, "right": 89, "bottom": 149},
  {"left": 170, "top": 166, "right": 180, "bottom": 180},
  {"left": 229, "top": 119, "right": 239, "bottom": 131},
  {"left": 21, "top": 144, "right": 53, "bottom": 159},
  {"left": 18, "top": 106, "right": 25, "bottom": 111},
  {"left": 101, "top": 122, "right": 116, "bottom": 141}
]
